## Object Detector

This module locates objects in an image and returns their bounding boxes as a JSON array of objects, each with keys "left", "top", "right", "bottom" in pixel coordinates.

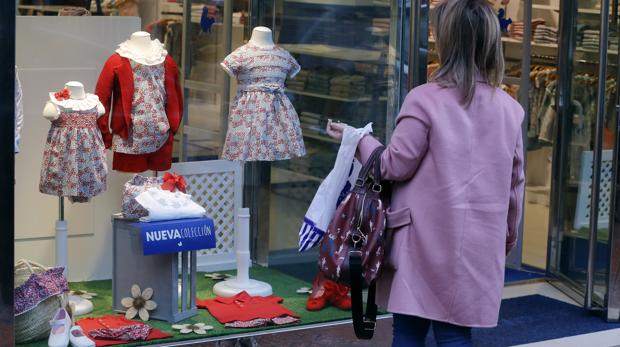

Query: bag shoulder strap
[
  {"left": 357, "top": 146, "right": 385, "bottom": 186},
  {"left": 349, "top": 250, "right": 378, "bottom": 339}
]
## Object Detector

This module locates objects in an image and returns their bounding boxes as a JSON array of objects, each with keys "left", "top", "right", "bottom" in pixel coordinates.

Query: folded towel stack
[
  {"left": 287, "top": 69, "right": 309, "bottom": 91},
  {"left": 582, "top": 29, "right": 600, "bottom": 50},
  {"left": 533, "top": 25, "right": 558, "bottom": 44},
  {"left": 330, "top": 75, "right": 366, "bottom": 99}
]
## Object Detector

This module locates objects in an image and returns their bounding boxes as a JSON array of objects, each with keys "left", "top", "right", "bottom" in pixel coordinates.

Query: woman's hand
[{"left": 326, "top": 119, "right": 347, "bottom": 143}]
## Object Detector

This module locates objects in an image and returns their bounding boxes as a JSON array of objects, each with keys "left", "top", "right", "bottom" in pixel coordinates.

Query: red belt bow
[{"left": 161, "top": 172, "right": 187, "bottom": 193}]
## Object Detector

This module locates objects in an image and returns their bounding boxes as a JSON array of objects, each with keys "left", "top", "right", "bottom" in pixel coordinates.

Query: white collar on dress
[
  {"left": 48, "top": 93, "right": 102, "bottom": 111},
  {"left": 116, "top": 39, "right": 168, "bottom": 66}
]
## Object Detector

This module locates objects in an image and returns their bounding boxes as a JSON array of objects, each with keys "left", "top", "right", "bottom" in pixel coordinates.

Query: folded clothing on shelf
[
  {"left": 306, "top": 72, "right": 331, "bottom": 94},
  {"left": 287, "top": 69, "right": 310, "bottom": 91},
  {"left": 533, "top": 25, "right": 558, "bottom": 43},
  {"left": 135, "top": 187, "right": 207, "bottom": 222},
  {"left": 196, "top": 291, "right": 300, "bottom": 328},
  {"left": 77, "top": 315, "right": 171, "bottom": 347},
  {"left": 372, "top": 17, "right": 390, "bottom": 35},
  {"left": 329, "top": 75, "right": 367, "bottom": 98},
  {"left": 509, "top": 18, "right": 546, "bottom": 39}
]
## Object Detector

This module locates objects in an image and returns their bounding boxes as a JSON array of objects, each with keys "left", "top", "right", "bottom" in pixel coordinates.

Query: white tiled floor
[{"left": 504, "top": 281, "right": 620, "bottom": 347}]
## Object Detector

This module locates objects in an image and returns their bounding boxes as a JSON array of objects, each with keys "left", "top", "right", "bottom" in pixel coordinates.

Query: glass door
[
  {"left": 249, "top": 0, "right": 406, "bottom": 272},
  {"left": 547, "top": 0, "right": 618, "bottom": 311}
]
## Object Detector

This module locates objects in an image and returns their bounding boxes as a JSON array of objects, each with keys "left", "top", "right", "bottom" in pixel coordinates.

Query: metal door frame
[
  {"left": 0, "top": 1, "right": 16, "bottom": 344},
  {"left": 547, "top": 0, "right": 620, "bottom": 320},
  {"left": 606, "top": 0, "right": 620, "bottom": 322}
]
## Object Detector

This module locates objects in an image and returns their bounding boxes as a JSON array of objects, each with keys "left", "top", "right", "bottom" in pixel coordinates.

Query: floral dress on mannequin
[
  {"left": 39, "top": 89, "right": 108, "bottom": 203},
  {"left": 221, "top": 43, "right": 306, "bottom": 161}
]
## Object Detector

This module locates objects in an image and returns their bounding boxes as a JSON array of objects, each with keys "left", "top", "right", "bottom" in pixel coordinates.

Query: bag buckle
[
  {"left": 350, "top": 249, "right": 363, "bottom": 258},
  {"left": 363, "top": 319, "right": 376, "bottom": 331},
  {"left": 355, "top": 178, "right": 367, "bottom": 187},
  {"left": 372, "top": 183, "right": 382, "bottom": 193},
  {"left": 351, "top": 231, "right": 367, "bottom": 247}
]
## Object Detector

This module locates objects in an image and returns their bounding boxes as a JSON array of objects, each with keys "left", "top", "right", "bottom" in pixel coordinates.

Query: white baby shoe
[
  {"left": 48, "top": 308, "right": 72, "bottom": 347},
  {"left": 69, "top": 326, "right": 95, "bottom": 347}
]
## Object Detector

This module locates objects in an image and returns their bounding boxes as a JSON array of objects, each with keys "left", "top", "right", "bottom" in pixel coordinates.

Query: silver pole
[
  {"left": 586, "top": 0, "right": 610, "bottom": 310},
  {"left": 220, "top": 0, "right": 233, "bottom": 146},
  {"left": 58, "top": 196, "right": 64, "bottom": 221},
  {"left": 408, "top": 0, "right": 421, "bottom": 91},
  {"left": 606, "top": 0, "right": 620, "bottom": 321},
  {"left": 179, "top": 0, "right": 191, "bottom": 162}
]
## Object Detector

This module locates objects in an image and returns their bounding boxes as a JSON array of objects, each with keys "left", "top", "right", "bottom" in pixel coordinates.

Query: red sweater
[
  {"left": 196, "top": 291, "right": 300, "bottom": 323},
  {"left": 95, "top": 53, "right": 183, "bottom": 148}
]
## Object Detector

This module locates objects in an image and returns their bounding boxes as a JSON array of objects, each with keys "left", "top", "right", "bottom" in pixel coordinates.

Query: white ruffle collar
[
  {"left": 49, "top": 93, "right": 102, "bottom": 111},
  {"left": 116, "top": 39, "right": 167, "bottom": 66}
]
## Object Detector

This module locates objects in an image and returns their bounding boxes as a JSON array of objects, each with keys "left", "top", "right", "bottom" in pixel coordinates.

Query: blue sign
[{"left": 138, "top": 218, "right": 216, "bottom": 255}]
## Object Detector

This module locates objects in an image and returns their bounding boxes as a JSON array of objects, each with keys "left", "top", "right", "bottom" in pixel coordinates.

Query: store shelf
[
  {"left": 578, "top": 8, "right": 602, "bottom": 15},
  {"left": 428, "top": 36, "right": 558, "bottom": 49},
  {"left": 281, "top": 44, "right": 383, "bottom": 62},
  {"left": 303, "top": 132, "right": 340, "bottom": 144},
  {"left": 285, "top": 0, "right": 389, "bottom": 6},
  {"left": 272, "top": 167, "right": 323, "bottom": 184},
  {"left": 577, "top": 47, "right": 618, "bottom": 56},
  {"left": 532, "top": 4, "right": 557, "bottom": 11},
  {"left": 501, "top": 37, "right": 559, "bottom": 49},
  {"left": 286, "top": 88, "right": 385, "bottom": 102}
]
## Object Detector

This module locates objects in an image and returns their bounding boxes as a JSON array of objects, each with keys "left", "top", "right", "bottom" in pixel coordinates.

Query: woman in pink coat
[{"left": 327, "top": 0, "right": 525, "bottom": 346}]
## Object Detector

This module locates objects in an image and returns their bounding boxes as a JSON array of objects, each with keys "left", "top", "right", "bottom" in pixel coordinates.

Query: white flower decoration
[
  {"left": 172, "top": 323, "right": 213, "bottom": 335},
  {"left": 296, "top": 287, "right": 312, "bottom": 295},
  {"left": 69, "top": 290, "right": 97, "bottom": 300},
  {"left": 121, "top": 284, "right": 157, "bottom": 321}
]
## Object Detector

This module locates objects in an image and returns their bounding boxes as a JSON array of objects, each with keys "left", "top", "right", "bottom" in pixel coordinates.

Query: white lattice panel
[
  {"left": 171, "top": 161, "right": 243, "bottom": 270},
  {"left": 574, "top": 150, "right": 613, "bottom": 230}
]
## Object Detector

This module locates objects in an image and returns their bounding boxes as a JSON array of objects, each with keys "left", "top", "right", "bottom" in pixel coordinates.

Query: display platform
[{"left": 18, "top": 265, "right": 354, "bottom": 347}]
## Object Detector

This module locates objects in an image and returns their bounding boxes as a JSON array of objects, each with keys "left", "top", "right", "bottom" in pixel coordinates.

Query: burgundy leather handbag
[{"left": 318, "top": 146, "right": 389, "bottom": 339}]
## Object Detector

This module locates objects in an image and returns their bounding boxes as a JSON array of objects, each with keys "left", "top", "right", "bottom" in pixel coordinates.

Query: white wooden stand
[{"left": 213, "top": 207, "right": 272, "bottom": 297}]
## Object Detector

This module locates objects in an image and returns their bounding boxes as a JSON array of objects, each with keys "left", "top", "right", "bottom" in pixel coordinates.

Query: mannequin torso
[
  {"left": 220, "top": 26, "right": 276, "bottom": 76},
  {"left": 43, "top": 81, "right": 104, "bottom": 120},
  {"left": 125, "top": 31, "right": 153, "bottom": 57},
  {"left": 248, "top": 27, "right": 275, "bottom": 48},
  {"left": 116, "top": 31, "right": 167, "bottom": 66}
]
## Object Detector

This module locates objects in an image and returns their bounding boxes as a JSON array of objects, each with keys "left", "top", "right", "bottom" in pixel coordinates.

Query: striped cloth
[{"left": 298, "top": 123, "right": 372, "bottom": 252}]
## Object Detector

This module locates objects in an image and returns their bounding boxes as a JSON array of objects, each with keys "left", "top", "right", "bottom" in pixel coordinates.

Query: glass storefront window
[
  {"left": 8, "top": 0, "right": 620, "bottom": 344},
  {"left": 9, "top": 0, "right": 404, "bottom": 344},
  {"left": 249, "top": 0, "right": 403, "bottom": 279}
]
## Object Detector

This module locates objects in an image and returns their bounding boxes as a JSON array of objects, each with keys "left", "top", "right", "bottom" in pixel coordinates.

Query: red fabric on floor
[
  {"left": 76, "top": 315, "right": 171, "bottom": 346},
  {"left": 196, "top": 291, "right": 300, "bottom": 324}
]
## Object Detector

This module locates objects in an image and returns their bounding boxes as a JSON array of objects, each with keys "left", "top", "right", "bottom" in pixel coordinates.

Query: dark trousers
[{"left": 392, "top": 313, "right": 473, "bottom": 347}]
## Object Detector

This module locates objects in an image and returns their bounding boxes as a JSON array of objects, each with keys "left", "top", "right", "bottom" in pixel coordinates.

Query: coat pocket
[
  {"left": 386, "top": 207, "right": 412, "bottom": 229},
  {"left": 383, "top": 207, "right": 412, "bottom": 270}
]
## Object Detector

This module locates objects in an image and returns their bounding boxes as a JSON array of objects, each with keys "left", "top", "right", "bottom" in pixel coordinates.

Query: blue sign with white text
[{"left": 138, "top": 218, "right": 216, "bottom": 255}]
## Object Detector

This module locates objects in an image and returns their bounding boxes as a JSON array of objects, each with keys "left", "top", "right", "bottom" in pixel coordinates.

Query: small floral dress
[
  {"left": 221, "top": 43, "right": 306, "bottom": 161},
  {"left": 39, "top": 95, "right": 108, "bottom": 203},
  {"left": 113, "top": 61, "right": 169, "bottom": 154}
]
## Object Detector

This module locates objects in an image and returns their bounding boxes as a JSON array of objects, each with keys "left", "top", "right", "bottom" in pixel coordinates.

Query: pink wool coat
[{"left": 358, "top": 81, "right": 525, "bottom": 327}]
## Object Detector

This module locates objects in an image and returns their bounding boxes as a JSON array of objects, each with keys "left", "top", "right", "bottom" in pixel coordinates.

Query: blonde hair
[{"left": 430, "top": 0, "right": 504, "bottom": 106}]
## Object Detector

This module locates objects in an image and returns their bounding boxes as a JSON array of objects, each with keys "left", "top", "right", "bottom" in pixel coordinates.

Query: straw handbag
[{"left": 14, "top": 259, "right": 64, "bottom": 344}]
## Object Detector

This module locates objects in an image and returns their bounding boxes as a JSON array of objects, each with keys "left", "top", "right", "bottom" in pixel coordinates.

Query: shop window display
[
  {"left": 6, "top": 0, "right": 620, "bottom": 345},
  {"left": 13, "top": 1, "right": 378, "bottom": 346}
]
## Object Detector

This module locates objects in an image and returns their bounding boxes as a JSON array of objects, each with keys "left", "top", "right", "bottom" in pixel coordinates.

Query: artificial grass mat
[{"left": 18, "top": 265, "right": 353, "bottom": 346}]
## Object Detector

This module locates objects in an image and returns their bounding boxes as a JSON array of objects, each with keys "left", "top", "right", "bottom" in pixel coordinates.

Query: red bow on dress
[
  {"left": 161, "top": 172, "right": 187, "bottom": 193},
  {"left": 54, "top": 87, "right": 71, "bottom": 101}
]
